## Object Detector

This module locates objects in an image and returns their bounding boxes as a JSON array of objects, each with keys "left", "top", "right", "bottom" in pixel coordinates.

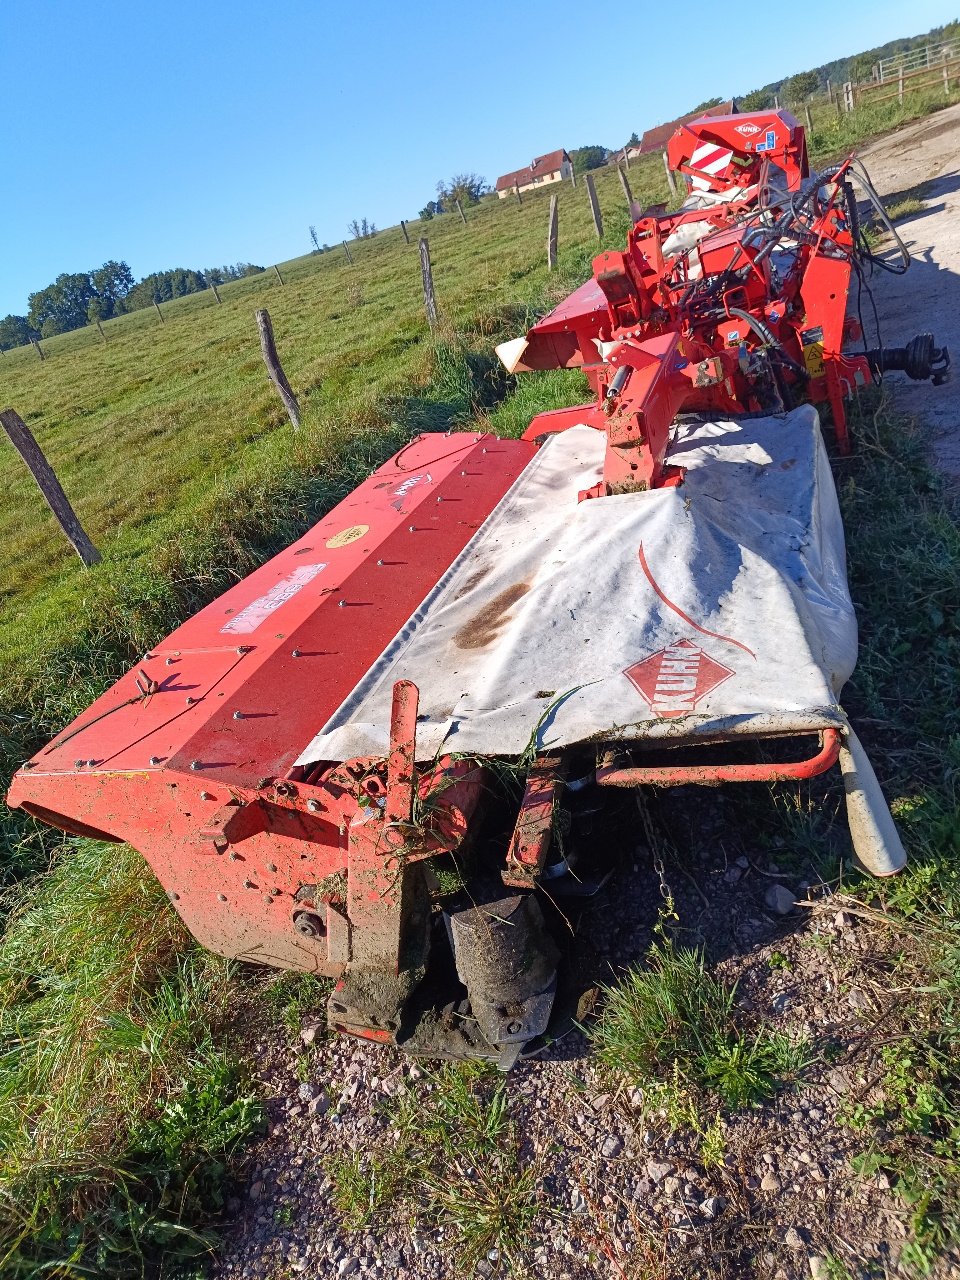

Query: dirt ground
[
  {"left": 858, "top": 102, "right": 960, "bottom": 475},
  {"left": 213, "top": 112, "right": 960, "bottom": 1280}
]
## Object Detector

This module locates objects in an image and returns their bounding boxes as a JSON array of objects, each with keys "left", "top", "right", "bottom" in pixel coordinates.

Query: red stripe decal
[{"left": 637, "top": 543, "right": 757, "bottom": 660}]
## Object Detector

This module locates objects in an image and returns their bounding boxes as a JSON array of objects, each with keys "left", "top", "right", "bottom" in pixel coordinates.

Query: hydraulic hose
[{"left": 726, "top": 307, "right": 809, "bottom": 381}]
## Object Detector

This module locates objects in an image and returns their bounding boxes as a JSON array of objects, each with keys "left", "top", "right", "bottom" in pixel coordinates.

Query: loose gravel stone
[
  {"left": 701, "top": 1196, "right": 724, "bottom": 1219},
  {"left": 647, "top": 1159, "right": 675, "bottom": 1184},
  {"left": 784, "top": 1227, "right": 805, "bottom": 1251},
  {"left": 765, "top": 884, "right": 798, "bottom": 914},
  {"left": 600, "top": 1134, "right": 623, "bottom": 1158},
  {"left": 760, "top": 1171, "right": 782, "bottom": 1192}
]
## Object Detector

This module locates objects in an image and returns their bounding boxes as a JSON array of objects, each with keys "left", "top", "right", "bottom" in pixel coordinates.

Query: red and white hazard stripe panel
[{"left": 688, "top": 142, "right": 733, "bottom": 190}]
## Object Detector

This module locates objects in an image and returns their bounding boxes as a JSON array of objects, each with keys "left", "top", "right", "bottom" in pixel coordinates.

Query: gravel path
[
  {"left": 858, "top": 102, "right": 960, "bottom": 475},
  {"left": 214, "top": 109, "right": 960, "bottom": 1280}
]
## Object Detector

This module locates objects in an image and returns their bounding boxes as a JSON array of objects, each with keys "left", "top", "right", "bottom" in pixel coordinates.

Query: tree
[
  {"left": 28, "top": 273, "right": 98, "bottom": 336},
  {"left": 309, "top": 225, "right": 320, "bottom": 253},
  {"left": 688, "top": 96, "right": 724, "bottom": 113},
  {"left": 739, "top": 88, "right": 774, "bottom": 110},
  {"left": 0, "top": 314, "right": 35, "bottom": 350},
  {"left": 436, "top": 173, "right": 487, "bottom": 207},
  {"left": 348, "top": 218, "right": 377, "bottom": 239},
  {"left": 90, "top": 260, "right": 133, "bottom": 320},
  {"left": 627, "top": 131, "right": 640, "bottom": 147},
  {"left": 419, "top": 200, "right": 442, "bottom": 220},
  {"left": 570, "top": 145, "right": 608, "bottom": 174},
  {"left": 784, "top": 70, "right": 819, "bottom": 101}
]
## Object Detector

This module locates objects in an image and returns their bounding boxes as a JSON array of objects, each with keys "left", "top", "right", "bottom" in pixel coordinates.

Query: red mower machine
[{"left": 8, "top": 112, "right": 949, "bottom": 1066}]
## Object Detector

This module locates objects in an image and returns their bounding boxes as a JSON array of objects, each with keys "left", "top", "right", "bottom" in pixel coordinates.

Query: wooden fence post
[
  {"left": 153, "top": 300, "right": 164, "bottom": 325},
  {"left": 400, "top": 219, "right": 410, "bottom": 244},
  {"left": 585, "top": 173, "right": 603, "bottom": 240},
  {"left": 662, "top": 150, "right": 678, "bottom": 198},
  {"left": 843, "top": 81, "right": 854, "bottom": 112},
  {"left": 209, "top": 280, "right": 222, "bottom": 304},
  {"left": 255, "top": 309, "right": 301, "bottom": 429},
  {"left": 96, "top": 320, "right": 106, "bottom": 343},
  {"left": 546, "top": 194, "right": 558, "bottom": 271},
  {"left": 514, "top": 183, "right": 522, "bottom": 206},
  {"left": 455, "top": 198, "right": 467, "bottom": 225},
  {"left": 618, "top": 165, "right": 640, "bottom": 221},
  {"left": 419, "top": 238, "right": 438, "bottom": 331},
  {"left": 342, "top": 240, "right": 353, "bottom": 264},
  {"left": 570, "top": 166, "right": 577, "bottom": 188},
  {"left": 945, "top": 62, "right": 951, "bottom": 96},
  {"left": 0, "top": 408, "right": 101, "bottom": 566},
  {"left": 623, "top": 148, "right": 631, "bottom": 170},
  {"left": 898, "top": 67, "right": 904, "bottom": 103},
  {"left": 804, "top": 104, "right": 813, "bottom": 131},
  {"left": 32, "top": 339, "right": 45, "bottom": 361},
  {"left": 273, "top": 264, "right": 285, "bottom": 286}
]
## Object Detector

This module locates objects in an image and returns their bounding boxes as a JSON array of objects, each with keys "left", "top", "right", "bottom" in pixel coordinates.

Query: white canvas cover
[{"left": 297, "top": 407, "right": 857, "bottom": 765}]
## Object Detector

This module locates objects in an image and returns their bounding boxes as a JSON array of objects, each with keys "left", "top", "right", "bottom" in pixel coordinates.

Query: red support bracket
[{"left": 503, "top": 754, "right": 567, "bottom": 887}]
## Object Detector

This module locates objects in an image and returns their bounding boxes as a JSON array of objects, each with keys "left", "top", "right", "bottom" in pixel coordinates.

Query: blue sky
[{"left": 1, "top": 0, "right": 956, "bottom": 317}]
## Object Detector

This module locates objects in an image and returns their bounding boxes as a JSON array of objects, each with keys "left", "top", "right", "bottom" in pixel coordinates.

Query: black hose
[{"left": 727, "top": 306, "right": 809, "bottom": 380}]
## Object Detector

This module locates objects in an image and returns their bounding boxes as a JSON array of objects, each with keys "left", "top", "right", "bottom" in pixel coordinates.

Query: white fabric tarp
[{"left": 297, "top": 406, "right": 856, "bottom": 764}]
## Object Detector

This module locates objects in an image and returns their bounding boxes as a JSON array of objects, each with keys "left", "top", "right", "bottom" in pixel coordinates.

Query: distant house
[
  {"left": 634, "top": 100, "right": 737, "bottom": 156},
  {"left": 495, "top": 149, "right": 572, "bottom": 198}
]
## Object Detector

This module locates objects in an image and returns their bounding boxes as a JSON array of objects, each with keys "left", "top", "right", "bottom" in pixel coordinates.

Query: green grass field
[{"left": 1, "top": 82, "right": 959, "bottom": 1275}]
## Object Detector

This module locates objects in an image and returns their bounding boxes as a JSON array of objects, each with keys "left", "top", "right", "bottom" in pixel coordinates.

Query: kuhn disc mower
[{"left": 9, "top": 112, "right": 950, "bottom": 1067}]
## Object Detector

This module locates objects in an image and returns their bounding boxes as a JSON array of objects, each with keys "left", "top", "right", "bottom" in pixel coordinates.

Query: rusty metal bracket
[
  {"left": 595, "top": 728, "right": 842, "bottom": 787},
  {"left": 503, "top": 753, "right": 568, "bottom": 887}
]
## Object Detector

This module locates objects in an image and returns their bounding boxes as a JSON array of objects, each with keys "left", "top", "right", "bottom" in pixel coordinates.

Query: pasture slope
[{"left": 1, "top": 86, "right": 959, "bottom": 1278}]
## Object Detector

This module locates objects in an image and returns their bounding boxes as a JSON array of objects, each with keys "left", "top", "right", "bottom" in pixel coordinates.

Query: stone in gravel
[
  {"left": 297, "top": 1081, "right": 322, "bottom": 1102},
  {"left": 760, "top": 1171, "right": 782, "bottom": 1192},
  {"left": 809, "top": 1259, "right": 829, "bottom": 1280},
  {"left": 663, "top": 1176, "right": 681, "bottom": 1197},
  {"left": 627, "top": 1086, "right": 644, "bottom": 1109},
  {"left": 828, "top": 1067, "right": 852, "bottom": 1093},
  {"left": 772, "top": 992, "right": 792, "bottom": 1014},
  {"left": 591, "top": 1093, "right": 611, "bottom": 1111},
  {"left": 701, "top": 1196, "right": 724, "bottom": 1219},
  {"left": 600, "top": 1134, "right": 623, "bottom": 1158},
  {"left": 338, "top": 1260, "right": 360, "bottom": 1277},
  {"left": 300, "top": 1021, "right": 323, "bottom": 1046},
  {"left": 307, "top": 1090, "right": 330, "bottom": 1116},
  {"left": 647, "top": 1159, "right": 675, "bottom": 1183},
  {"left": 248, "top": 1179, "right": 263, "bottom": 1201},
  {"left": 765, "top": 884, "right": 797, "bottom": 914},
  {"left": 784, "top": 1227, "right": 805, "bottom": 1250}
]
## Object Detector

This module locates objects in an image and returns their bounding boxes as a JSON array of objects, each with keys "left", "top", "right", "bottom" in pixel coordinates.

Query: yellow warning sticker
[
  {"left": 325, "top": 524, "right": 369, "bottom": 549},
  {"left": 800, "top": 324, "right": 826, "bottom": 380},
  {"left": 802, "top": 342, "right": 825, "bottom": 379}
]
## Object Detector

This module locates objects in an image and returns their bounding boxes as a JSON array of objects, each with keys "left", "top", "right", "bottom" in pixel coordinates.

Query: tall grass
[{"left": 0, "top": 841, "right": 263, "bottom": 1275}]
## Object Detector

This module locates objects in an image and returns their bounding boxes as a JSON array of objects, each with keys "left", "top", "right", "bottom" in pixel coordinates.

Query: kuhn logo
[
  {"left": 624, "top": 639, "right": 735, "bottom": 718},
  {"left": 734, "top": 123, "right": 762, "bottom": 136}
]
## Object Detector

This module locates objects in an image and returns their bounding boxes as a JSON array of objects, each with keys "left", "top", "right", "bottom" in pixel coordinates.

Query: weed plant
[
  {"left": 327, "top": 1062, "right": 539, "bottom": 1269},
  {"left": 591, "top": 939, "right": 808, "bottom": 1121}
]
